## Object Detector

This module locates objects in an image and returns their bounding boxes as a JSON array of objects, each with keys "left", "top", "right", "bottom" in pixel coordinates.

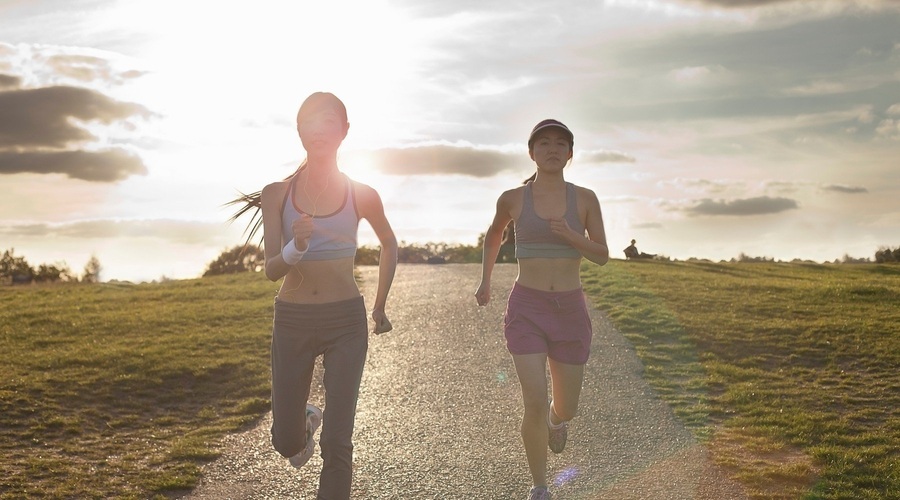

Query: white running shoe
[
  {"left": 289, "top": 404, "right": 322, "bottom": 468},
  {"left": 528, "top": 486, "right": 552, "bottom": 499}
]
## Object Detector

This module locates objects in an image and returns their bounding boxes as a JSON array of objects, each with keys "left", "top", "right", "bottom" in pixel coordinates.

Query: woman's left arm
[
  {"left": 356, "top": 183, "right": 399, "bottom": 331},
  {"left": 549, "top": 187, "right": 609, "bottom": 266}
]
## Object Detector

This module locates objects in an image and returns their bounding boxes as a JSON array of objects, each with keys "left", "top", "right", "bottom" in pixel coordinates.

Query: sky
[{"left": 1, "top": 0, "right": 898, "bottom": 282}]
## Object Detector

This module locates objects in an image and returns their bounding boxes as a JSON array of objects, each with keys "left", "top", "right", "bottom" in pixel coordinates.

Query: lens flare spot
[{"left": 552, "top": 466, "right": 580, "bottom": 487}]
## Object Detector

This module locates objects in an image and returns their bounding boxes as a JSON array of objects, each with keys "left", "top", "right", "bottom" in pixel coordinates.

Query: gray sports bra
[
  {"left": 281, "top": 173, "right": 359, "bottom": 261},
  {"left": 514, "top": 182, "right": 584, "bottom": 259}
]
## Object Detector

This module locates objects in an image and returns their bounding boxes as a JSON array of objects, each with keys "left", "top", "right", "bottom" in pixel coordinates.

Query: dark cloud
[
  {"left": 370, "top": 144, "right": 523, "bottom": 177},
  {"left": 686, "top": 196, "right": 799, "bottom": 216},
  {"left": 594, "top": 11, "right": 900, "bottom": 124},
  {"left": 680, "top": 0, "right": 900, "bottom": 7},
  {"left": 0, "top": 73, "right": 20, "bottom": 89},
  {"left": 395, "top": 3, "right": 899, "bottom": 149},
  {"left": 0, "top": 85, "right": 152, "bottom": 149},
  {"left": 366, "top": 144, "right": 628, "bottom": 177},
  {"left": 822, "top": 184, "right": 868, "bottom": 194},
  {"left": 679, "top": 0, "right": 804, "bottom": 6},
  {"left": 0, "top": 149, "right": 147, "bottom": 182},
  {"left": 0, "top": 43, "right": 155, "bottom": 183}
]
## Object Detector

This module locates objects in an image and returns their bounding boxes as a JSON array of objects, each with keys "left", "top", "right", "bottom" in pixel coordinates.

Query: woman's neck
[
  {"left": 532, "top": 171, "right": 566, "bottom": 188},
  {"left": 300, "top": 159, "right": 342, "bottom": 190}
]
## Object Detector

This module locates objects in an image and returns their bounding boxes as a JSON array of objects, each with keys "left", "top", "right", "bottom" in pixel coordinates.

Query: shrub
[
  {"left": 203, "top": 245, "right": 265, "bottom": 276},
  {"left": 875, "top": 247, "right": 900, "bottom": 263}
]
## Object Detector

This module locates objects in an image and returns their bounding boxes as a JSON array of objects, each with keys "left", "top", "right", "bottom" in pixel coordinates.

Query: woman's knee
[
  {"left": 551, "top": 399, "right": 579, "bottom": 422},
  {"left": 271, "top": 428, "right": 304, "bottom": 459},
  {"left": 522, "top": 393, "right": 549, "bottom": 416}
]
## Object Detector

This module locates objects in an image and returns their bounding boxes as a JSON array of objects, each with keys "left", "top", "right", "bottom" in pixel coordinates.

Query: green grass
[
  {"left": 582, "top": 260, "right": 900, "bottom": 500},
  {"left": 2, "top": 262, "right": 899, "bottom": 498},
  {"left": 0, "top": 274, "right": 277, "bottom": 499}
]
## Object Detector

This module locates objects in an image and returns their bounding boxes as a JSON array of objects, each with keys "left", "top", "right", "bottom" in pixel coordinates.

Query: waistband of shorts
[
  {"left": 510, "top": 281, "right": 584, "bottom": 301},
  {"left": 274, "top": 295, "right": 365, "bottom": 315}
]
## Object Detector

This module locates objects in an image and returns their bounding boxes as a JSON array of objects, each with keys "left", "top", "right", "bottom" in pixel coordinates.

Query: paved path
[{"left": 183, "top": 264, "right": 747, "bottom": 499}]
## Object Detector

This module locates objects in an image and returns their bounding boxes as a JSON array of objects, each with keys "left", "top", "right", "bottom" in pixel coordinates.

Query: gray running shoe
[
  {"left": 289, "top": 404, "right": 323, "bottom": 468},
  {"left": 548, "top": 419, "right": 568, "bottom": 454},
  {"left": 528, "top": 486, "right": 552, "bottom": 500}
]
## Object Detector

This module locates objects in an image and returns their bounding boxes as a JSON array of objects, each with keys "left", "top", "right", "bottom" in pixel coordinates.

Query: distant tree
[
  {"left": 355, "top": 242, "right": 482, "bottom": 265},
  {"left": 442, "top": 244, "right": 481, "bottom": 263},
  {"left": 355, "top": 246, "right": 381, "bottom": 265},
  {"left": 875, "top": 247, "right": 899, "bottom": 263},
  {"left": 34, "top": 262, "right": 75, "bottom": 283},
  {"left": 1, "top": 248, "right": 34, "bottom": 284},
  {"left": 203, "top": 245, "right": 265, "bottom": 277},
  {"left": 498, "top": 222, "right": 516, "bottom": 263},
  {"left": 840, "top": 254, "right": 870, "bottom": 264},
  {"left": 733, "top": 253, "right": 774, "bottom": 263},
  {"left": 397, "top": 241, "right": 429, "bottom": 264},
  {"left": 82, "top": 255, "right": 102, "bottom": 283}
]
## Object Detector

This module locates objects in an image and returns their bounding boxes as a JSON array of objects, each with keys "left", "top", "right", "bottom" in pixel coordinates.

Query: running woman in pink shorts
[{"left": 475, "top": 119, "right": 609, "bottom": 500}]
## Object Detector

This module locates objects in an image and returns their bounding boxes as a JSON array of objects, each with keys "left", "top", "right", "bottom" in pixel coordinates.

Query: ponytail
[{"left": 226, "top": 159, "right": 307, "bottom": 247}]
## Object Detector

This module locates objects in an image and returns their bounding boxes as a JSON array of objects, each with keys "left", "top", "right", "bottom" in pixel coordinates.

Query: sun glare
[{"left": 102, "top": 0, "right": 429, "bottom": 160}]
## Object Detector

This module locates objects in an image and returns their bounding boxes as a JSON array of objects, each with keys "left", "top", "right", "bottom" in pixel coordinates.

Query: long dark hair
[{"left": 225, "top": 167, "right": 300, "bottom": 248}]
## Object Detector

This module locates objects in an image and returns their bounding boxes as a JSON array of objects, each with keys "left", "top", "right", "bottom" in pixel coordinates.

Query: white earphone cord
[{"left": 283, "top": 168, "right": 331, "bottom": 294}]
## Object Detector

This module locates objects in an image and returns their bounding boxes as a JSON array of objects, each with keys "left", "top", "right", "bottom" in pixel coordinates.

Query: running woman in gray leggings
[{"left": 233, "top": 92, "right": 397, "bottom": 499}]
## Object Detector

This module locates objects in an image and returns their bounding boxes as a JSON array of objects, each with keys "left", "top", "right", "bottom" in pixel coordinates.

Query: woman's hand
[
  {"left": 475, "top": 281, "right": 491, "bottom": 306},
  {"left": 372, "top": 308, "right": 393, "bottom": 334},
  {"left": 549, "top": 217, "right": 578, "bottom": 242},
  {"left": 291, "top": 214, "right": 314, "bottom": 251}
]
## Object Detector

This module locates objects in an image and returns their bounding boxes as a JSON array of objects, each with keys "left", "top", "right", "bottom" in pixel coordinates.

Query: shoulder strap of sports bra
[
  {"left": 281, "top": 175, "right": 297, "bottom": 217},
  {"left": 345, "top": 175, "right": 362, "bottom": 219},
  {"left": 522, "top": 181, "right": 534, "bottom": 210}
]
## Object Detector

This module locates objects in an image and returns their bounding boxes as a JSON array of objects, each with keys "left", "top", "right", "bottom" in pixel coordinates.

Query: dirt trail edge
[{"left": 182, "top": 263, "right": 747, "bottom": 499}]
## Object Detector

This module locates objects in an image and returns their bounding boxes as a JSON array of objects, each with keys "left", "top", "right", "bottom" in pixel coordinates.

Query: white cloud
[
  {"left": 670, "top": 65, "right": 712, "bottom": 83},
  {"left": 821, "top": 184, "right": 868, "bottom": 194},
  {"left": 875, "top": 118, "right": 900, "bottom": 138},
  {"left": 668, "top": 64, "right": 733, "bottom": 86},
  {"left": 607, "top": 0, "right": 744, "bottom": 19},
  {"left": 783, "top": 80, "right": 849, "bottom": 96},
  {"left": 463, "top": 76, "right": 536, "bottom": 97},
  {"left": 580, "top": 150, "right": 637, "bottom": 164},
  {"left": 658, "top": 178, "right": 742, "bottom": 194},
  {"left": 857, "top": 106, "right": 876, "bottom": 123}
]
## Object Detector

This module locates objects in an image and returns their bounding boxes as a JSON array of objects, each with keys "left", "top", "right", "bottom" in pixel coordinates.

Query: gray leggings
[{"left": 271, "top": 296, "right": 368, "bottom": 500}]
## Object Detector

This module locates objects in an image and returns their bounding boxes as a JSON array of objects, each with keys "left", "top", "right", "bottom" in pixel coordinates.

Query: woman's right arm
[
  {"left": 261, "top": 182, "right": 291, "bottom": 282},
  {"left": 475, "top": 192, "right": 513, "bottom": 306}
]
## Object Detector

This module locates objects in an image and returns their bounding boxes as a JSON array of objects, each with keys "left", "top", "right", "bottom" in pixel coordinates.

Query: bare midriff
[
  {"left": 515, "top": 257, "right": 583, "bottom": 292},
  {"left": 277, "top": 256, "right": 360, "bottom": 304}
]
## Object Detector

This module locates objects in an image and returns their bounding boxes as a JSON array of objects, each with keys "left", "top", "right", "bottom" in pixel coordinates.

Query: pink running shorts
[{"left": 503, "top": 282, "right": 593, "bottom": 365}]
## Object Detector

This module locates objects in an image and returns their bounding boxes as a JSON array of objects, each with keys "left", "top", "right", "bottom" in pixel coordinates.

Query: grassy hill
[
  {"left": 0, "top": 274, "right": 276, "bottom": 498},
  {"left": 582, "top": 260, "right": 900, "bottom": 499},
  {"left": 1, "top": 261, "right": 898, "bottom": 499}
]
